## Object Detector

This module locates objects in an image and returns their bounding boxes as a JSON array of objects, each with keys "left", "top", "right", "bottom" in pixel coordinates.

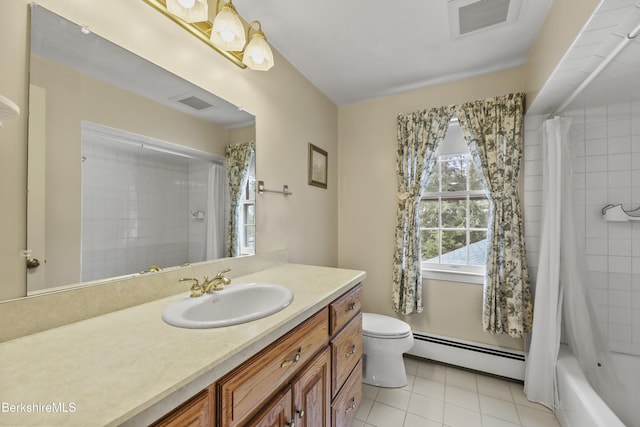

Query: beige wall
[
  {"left": 336, "top": 0, "right": 599, "bottom": 351},
  {"left": 337, "top": 68, "right": 528, "bottom": 350},
  {"left": 0, "top": 0, "right": 29, "bottom": 301},
  {"left": 31, "top": 56, "right": 231, "bottom": 156},
  {"left": 229, "top": 125, "right": 256, "bottom": 146},
  {"left": 0, "top": 0, "right": 338, "bottom": 300},
  {"left": 0, "top": 0, "right": 593, "bottom": 351}
]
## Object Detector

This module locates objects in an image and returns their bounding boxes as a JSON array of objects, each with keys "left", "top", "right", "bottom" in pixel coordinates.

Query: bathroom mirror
[{"left": 26, "top": 5, "right": 256, "bottom": 295}]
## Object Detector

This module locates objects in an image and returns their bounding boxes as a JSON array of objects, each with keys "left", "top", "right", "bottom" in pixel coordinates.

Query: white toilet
[{"left": 362, "top": 313, "right": 414, "bottom": 388}]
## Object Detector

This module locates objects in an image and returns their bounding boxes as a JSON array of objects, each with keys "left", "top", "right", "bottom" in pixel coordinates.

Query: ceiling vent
[
  {"left": 448, "top": 0, "right": 522, "bottom": 39},
  {"left": 176, "top": 95, "right": 214, "bottom": 111}
]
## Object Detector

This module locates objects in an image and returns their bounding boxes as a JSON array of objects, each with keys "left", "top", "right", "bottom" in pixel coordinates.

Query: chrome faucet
[
  {"left": 202, "top": 269, "right": 231, "bottom": 293},
  {"left": 179, "top": 277, "right": 203, "bottom": 298}
]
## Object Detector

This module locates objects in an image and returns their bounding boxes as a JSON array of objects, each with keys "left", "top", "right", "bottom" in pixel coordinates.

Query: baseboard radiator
[{"left": 407, "top": 332, "right": 525, "bottom": 381}]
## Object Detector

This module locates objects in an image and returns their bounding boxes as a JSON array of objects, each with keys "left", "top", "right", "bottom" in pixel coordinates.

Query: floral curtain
[
  {"left": 455, "top": 93, "right": 532, "bottom": 338},
  {"left": 392, "top": 106, "right": 454, "bottom": 315},
  {"left": 225, "top": 141, "right": 255, "bottom": 258}
]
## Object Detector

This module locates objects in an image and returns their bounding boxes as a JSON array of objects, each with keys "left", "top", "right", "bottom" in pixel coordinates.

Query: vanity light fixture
[
  {"left": 146, "top": 0, "right": 275, "bottom": 71},
  {"left": 210, "top": 0, "right": 245, "bottom": 51},
  {"left": 242, "top": 21, "right": 274, "bottom": 71},
  {"left": 166, "top": 0, "right": 208, "bottom": 23}
]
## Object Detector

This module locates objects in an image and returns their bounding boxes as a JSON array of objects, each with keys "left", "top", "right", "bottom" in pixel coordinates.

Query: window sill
[{"left": 422, "top": 267, "right": 484, "bottom": 285}]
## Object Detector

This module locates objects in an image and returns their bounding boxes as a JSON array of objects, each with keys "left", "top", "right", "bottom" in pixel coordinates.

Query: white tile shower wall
[
  {"left": 81, "top": 139, "right": 191, "bottom": 281},
  {"left": 523, "top": 101, "right": 640, "bottom": 356},
  {"left": 523, "top": 113, "right": 544, "bottom": 290}
]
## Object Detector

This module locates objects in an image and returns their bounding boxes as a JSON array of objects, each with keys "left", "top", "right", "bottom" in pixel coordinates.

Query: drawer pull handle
[
  {"left": 345, "top": 397, "right": 356, "bottom": 413},
  {"left": 281, "top": 347, "right": 302, "bottom": 368},
  {"left": 286, "top": 419, "right": 295, "bottom": 427},
  {"left": 346, "top": 302, "right": 356, "bottom": 311},
  {"left": 345, "top": 345, "right": 357, "bottom": 356},
  {"left": 296, "top": 409, "right": 305, "bottom": 418}
]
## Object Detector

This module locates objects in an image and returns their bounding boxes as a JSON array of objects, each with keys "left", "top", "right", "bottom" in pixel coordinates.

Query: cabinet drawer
[
  {"left": 329, "top": 284, "right": 362, "bottom": 335},
  {"left": 330, "top": 312, "right": 362, "bottom": 398},
  {"left": 218, "top": 308, "right": 329, "bottom": 427},
  {"left": 331, "top": 360, "right": 362, "bottom": 427}
]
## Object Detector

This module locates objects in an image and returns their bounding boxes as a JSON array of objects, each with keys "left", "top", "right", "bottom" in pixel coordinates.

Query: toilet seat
[{"left": 363, "top": 313, "right": 412, "bottom": 339}]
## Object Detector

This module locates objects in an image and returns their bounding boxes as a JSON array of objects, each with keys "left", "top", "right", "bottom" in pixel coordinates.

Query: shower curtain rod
[{"left": 550, "top": 17, "right": 640, "bottom": 118}]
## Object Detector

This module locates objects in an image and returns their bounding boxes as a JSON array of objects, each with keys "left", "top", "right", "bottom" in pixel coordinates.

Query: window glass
[
  {"left": 420, "top": 120, "right": 489, "bottom": 274},
  {"left": 239, "top": 155, "right": 256, "bottom": 255},
  {"left": 441, "top": 155, "right": 467, "bottom": 192}
]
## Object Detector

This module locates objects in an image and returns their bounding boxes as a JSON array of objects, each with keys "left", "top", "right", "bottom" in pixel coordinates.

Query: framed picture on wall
[{"left": 308, "top": 143, "right": 328, "bottom": 189}]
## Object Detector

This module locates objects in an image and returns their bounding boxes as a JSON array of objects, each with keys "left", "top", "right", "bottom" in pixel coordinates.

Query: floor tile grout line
[{"left": 356, "top": 356, "right": 562, "bottom": 427}]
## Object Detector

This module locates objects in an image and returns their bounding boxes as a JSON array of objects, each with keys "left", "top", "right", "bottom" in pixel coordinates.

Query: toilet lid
[{"left": 362, "top": 313, "right": 412, "bottom": 338}]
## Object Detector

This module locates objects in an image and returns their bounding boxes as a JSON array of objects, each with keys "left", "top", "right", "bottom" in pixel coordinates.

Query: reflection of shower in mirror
[
  {"left": 80, "top": 122, "right": 227, "bottom": 283},
  {"left": 191, "top": 210, "right": 206, "bottom": 220}
]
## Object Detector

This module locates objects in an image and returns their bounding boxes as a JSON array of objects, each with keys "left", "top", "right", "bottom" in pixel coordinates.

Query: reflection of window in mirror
[{"left": 240, "top": 154, "right": 256, "bottom": 256}]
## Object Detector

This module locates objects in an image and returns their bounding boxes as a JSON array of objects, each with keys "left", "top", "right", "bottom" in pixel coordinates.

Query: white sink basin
[{"left": 162, "top": 282, "right": 294, "bottom": 328}]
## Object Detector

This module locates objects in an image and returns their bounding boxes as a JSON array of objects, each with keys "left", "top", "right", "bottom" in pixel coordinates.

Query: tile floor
[{"left": 352, "top": 356, "right": 560, "bottom": 427}]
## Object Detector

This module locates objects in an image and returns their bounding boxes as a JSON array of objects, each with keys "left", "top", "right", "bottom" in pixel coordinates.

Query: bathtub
[{"left": 556, "top": 344, "right": 639, "bottom": 427}]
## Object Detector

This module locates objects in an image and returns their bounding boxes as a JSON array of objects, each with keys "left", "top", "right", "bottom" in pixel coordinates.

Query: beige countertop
[{"left": 0, "top": 263, "right": 365, "bottom": 426}]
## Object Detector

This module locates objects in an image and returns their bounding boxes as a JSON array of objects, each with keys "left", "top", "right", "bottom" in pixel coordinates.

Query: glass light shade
[
  {"left": 242, "top": 32, "right": 274, "bottom": 71},
  {"left": 166, "top": 0, "right": 208, "bottom": 23},
  {"left": 210, "top": 4, "right": 246, "bottom": 51}
]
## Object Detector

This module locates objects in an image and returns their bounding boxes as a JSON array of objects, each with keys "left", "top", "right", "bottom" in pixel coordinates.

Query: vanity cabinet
[
  {"left": 151, "top": 387, "right": 214, "bottom": 427},
  {"left": 331, "top": 360, "right": 362, "bottom": 427},
  {"left": 328, "top": 286, "right": 362, "bottom": 427},
  {"left": 217, "top": 308, "right": 330, "bottom": 426},
  {"left": 246, "top": 347, "right": 331, "bottom": 427},
  {"left": 330, "top": 313, "right": 362, "bottom": 398},
  {"left": 245, "top": 386, "right": 293, "bottom": 427},
  {"left": 329, "top": 284, "right": 362, "bottom": 336},
  {"left": 292, "top": 347, "right": 331, "bottom": 427},
  {"left": 153, "top": 283, "right": 362, "bottom": 427}
]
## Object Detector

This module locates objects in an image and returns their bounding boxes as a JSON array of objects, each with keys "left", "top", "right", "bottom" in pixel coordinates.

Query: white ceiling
[
  {"left": 233, "top": 0, "right": 640, "bottom": 114},
  {"left": 233, "top": 0, "right": 554, "bottom": 106},
  {"left": 33, "top": 0, "right": 640, "bottom": 123}
]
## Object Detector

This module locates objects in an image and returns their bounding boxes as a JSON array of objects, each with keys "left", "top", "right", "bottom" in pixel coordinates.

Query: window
[
  {"left": 239, "top": 155, "right": 256, "bottom": 256},
  {"left": 420, "top": 120, "right": 489, "bottom": 283}
]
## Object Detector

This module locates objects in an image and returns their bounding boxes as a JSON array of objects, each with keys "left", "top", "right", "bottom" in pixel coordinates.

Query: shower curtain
[
  {"left": 206, "top": 163, "right": 228, "bottom": 260},
  {"left": 524, "top": 117, "right": 569, "bottom": 409},
  {"left": 525, "top": 116, "right": 630, "bottom": 424}
]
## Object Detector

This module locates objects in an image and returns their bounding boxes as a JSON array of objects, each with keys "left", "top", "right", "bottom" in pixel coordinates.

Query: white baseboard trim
[{"left": 407, "top": 332, "right": 525, "bottom": 381}]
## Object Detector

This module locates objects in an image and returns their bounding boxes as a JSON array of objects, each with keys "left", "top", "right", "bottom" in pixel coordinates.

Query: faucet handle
[
  {"left": 215, "top": 268, "right": 231, "bottom": 278},
  {"left": 215, "top": 269, "right": 231, "bottom": 287},
  {"left": 179, "top": 277, "right": 202, "bottom": 298}
]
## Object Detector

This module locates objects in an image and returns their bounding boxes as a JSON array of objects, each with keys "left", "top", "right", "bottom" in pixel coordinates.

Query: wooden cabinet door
[
  {"left": 151, "top": 389, "right": 211, "bottom": 427},
  {"left": 293, "top": 347, "right": 331, "bottom": 427},
  {"left": 245, "top": 386, "right": 293, "bottom": 427}
]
